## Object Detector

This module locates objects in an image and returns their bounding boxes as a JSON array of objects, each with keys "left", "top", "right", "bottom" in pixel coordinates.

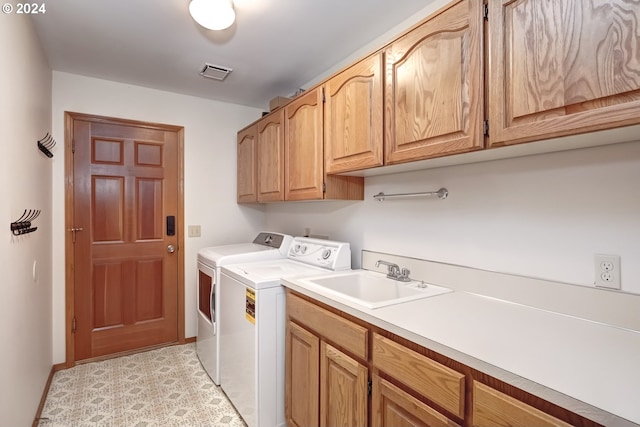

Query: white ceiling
[{"left": 31, "top": 0, "right": 432, "bottom": 110}]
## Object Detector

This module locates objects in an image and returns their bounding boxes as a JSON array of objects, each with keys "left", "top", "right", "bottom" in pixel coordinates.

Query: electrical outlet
[
  {"left": 188, "top": 225, "right": 201, "bottom": 238},
  {"left": 594, "top": 254, "right": 621, "bottom": 290}
]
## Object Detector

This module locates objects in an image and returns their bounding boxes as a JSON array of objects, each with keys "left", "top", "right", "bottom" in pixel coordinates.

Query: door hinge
[
  {"left": 483, "top": 120, "right": 489, "bottom": 137},
  {"left": 483, "top": 3, "right": 489, "bottom": 20},
  {"left": 322, "top": 87, "right": 326, "bottom": 103},
  {"left": 72, "top": 138, "right": 76, "bottom": 153},
  {"left": 71, "top": 317, "right": 76, "bottom": 334},
  {"left": 368, "top": 379, "right": 372, "bottom": 397},
  {"left": 322, "top": 182, "right": 326, "bottom": 193}
]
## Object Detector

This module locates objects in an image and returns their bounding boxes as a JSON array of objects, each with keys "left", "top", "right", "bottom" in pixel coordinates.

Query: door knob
[{"left": 167, "top": 244, "right": 176, "bottom": 253}]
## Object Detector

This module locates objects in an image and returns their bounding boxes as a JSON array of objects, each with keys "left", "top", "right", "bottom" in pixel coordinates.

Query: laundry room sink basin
[{"left": 297, "top": 270, "right": 452, "bottom": 309}]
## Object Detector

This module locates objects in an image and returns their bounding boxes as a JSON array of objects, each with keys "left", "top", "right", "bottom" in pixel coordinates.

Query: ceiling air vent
[{"left": 199, "top": 63, "right": 232, "bottom": 81}]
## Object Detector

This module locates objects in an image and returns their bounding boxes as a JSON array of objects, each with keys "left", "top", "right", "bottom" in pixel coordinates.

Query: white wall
[
  {"left": 264, "top": 140, "right": 640, "bottom": 295},
  {"left": 51, "top": 72, "right": 266, "bottom": 363},
  {"left": 0, "top": 13, "right": 53, "bottom": 427}
]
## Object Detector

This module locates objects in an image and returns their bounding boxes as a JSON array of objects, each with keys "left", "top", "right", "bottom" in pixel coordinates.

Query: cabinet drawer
[
  {"left": 372, "top": 333, "right": 465, "bottom": 418},
  {"left": 287, "top": 292, "right": 368, "bottom": 360},
  {"left": 372, "top": 375, "right": 461, "bottom": 427},
  {"left": 472, "top": 381, "right": 571, "bottom": 427}
]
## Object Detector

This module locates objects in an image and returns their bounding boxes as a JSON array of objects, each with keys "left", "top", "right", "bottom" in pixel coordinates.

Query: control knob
[{"left": 321, "top": 249, "right": 332, "bottom": 260}]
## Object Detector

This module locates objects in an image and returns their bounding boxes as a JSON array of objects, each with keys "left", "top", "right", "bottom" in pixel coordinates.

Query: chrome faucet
[{"left": 375, "top": 260, "right": 411, "bottom": 282}]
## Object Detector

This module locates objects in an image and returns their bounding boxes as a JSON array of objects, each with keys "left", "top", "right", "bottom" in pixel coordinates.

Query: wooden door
[
  {"left": 384, "top": 0, "right": 484, "bottom": 165},
  {"left": 372, "top": 375, "right": 461, "bottom": 427},
  {"left": 284, "top": 88, "right": 324, "bottom": 201},
  {"left": 319, "top": 342, "right": 368, "bottom": 427},
  {"left": 257, "top": 109, "right": 285, "bottom": 202},
  {"left": 68, "top": 113, "right": 182, "bottom": 361},
  {"left": 324, "top": 53, "right": 384, "bottom": 174},
  {"left": 285, "top": 321, "right": 320, "bottom": 427},
  {"left": 489, "top": 0, "right": 640, "bottom": 146},
  {"left": 237, "top": 124, "right": 258, "bottom": 203}
]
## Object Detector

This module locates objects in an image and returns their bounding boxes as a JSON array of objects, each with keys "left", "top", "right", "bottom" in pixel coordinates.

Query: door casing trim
[{"left": 64, "top": 111, "right": 186, "bottom": 367}]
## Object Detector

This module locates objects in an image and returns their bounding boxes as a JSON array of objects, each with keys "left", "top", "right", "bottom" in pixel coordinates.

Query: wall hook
[
  {"left": 37, "top": 133, "right": 56, "bottom": 158},
  {"left": 10, "top": 209, "right": 41, "bottom": 235}
]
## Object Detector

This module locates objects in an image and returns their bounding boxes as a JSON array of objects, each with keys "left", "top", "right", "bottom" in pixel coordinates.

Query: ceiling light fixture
[{"left": 189, "top": 0, "right": 235, "bottom": 31}]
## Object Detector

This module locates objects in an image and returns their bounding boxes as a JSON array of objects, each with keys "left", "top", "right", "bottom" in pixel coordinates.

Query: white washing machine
[
  {"left": 219, "top": 237, "right": 351, "bottom": 427},
  {"left": 196, "top": 232, "right": 293, "bottom": 385}
]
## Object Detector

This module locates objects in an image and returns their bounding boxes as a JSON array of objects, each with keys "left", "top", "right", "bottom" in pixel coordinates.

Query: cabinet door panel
[
  {"left": 257, "top": 109, "right": 285, "bottom": 202},
  {"left": 489, "top": 0, "right": 640, "bottom": 145},
  {"left": 325, "top": 53, "right": 384, "bottom": 173},
  {"left": 286, "top": 321, "right": 320, "bottom": 427},
  {"left": 237, "top": 125, "right": 257, "bottom": 203},
  {"left": 372, "top": 375, "right": 461, "bottom": 427},
  {"left": 320, "top": 342, "right": 367, "bottom": 427},
  {"left": 385, "top": 0, "right": 483, "bottom": 164},
  {"left": 285, "top": 88, "right": 324, "bottom": 200}
]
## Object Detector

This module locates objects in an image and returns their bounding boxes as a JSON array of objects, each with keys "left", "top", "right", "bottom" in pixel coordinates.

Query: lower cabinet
[
  {"left": 472, "top": 381, "right": 572, "bottom": 427},
  {"left": 285, "top": 290, "right": 602, "bottom": 427},
  {"left": 320, "top": 342, "right": 368, "bottom": 427},
  {"left": 372, "top": 375, "right": 460, "bottom": 427},
  {"left": 285, "top": 292, "right": 369, "bottom": 427},
  {"left": 286, "top": 321, "right": 319, "bottom": 427}
]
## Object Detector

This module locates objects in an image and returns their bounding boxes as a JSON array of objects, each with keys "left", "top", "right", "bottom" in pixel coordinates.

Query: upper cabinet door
[
  {"left": 257, "top": 109, "right": 285, "bottom": 202},
  {"left": 489, "top": 0, "right": 640, "bottom": 146},
  {"left": 237, "top": 125, "right": 257, "bottom": 203},
  {"left": 285, "top": 88, "right": 324, "bottom": 201},
  {"left": 385, "top": 0, "right": 484, "bottom": 165},
  {"left": 325, "top": 53, "right": 384, "bottom": 174}
]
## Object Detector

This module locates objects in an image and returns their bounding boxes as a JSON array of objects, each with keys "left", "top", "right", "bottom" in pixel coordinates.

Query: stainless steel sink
[{"left": 297, "top": 270, "right": 452, "bottom": 309}]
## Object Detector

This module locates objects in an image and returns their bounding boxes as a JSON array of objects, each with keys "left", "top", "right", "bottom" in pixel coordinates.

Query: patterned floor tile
[{"left": 39, "top": 343, "right": 246, "bottom": 427}]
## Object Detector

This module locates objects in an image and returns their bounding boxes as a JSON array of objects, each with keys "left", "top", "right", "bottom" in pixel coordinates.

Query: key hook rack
[
  {"left": 10, "top": 209, "right": 41, "bottom": 235},
  {"left": 37, "top": 132, "right": 56, "bottom": 158},
  {"left": 373, "top": 187, "right": 449, "bottom": 202}
]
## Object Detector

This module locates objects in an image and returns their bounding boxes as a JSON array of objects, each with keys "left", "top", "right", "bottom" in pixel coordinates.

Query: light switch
[{"left": 188, "top": 225, "right": 201, "bottom": 237}]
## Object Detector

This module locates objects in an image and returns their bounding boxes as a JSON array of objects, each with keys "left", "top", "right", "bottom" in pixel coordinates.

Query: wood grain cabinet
[
  {"left": 284, "top": 88, "right": 325, "bottom": 200},
  {"left": 372, "top": 375, "right": 461, "bottom": 427},
  {"left": 372, "top": 333, "right": 465, "bottom": 424},
  {"left": 284, "top": 87, "right": 364, "bottom": 201},
  {"left": 238, "top": 90, "right": 363, "bottom": 203},
  {"left": 324, "top": 53, "right": 384, "bottom": 174},
  {"left": 256, "top": 109, "right": 285, "bottom": 202},
  {"left": 472, "top": 381, "right": 572, "bottom": 427},
  {"left": 285, "top": 292, "right": 368, "bottom": 427},
  {"left": 488, "top": 0, "right": 640, "bottom": 146},
  {"left": 236, "top": 124, "right": 257, "bottom": 203},
  {"left": 285, "top": 290, "right": 603, "bottom": 427},
  {"left": 384, "top": 0, "right": 484, "bottom": 165}
]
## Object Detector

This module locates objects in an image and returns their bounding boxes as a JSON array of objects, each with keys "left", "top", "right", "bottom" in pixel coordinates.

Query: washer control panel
[{"left": 288, "top": 237, "right": 351, "bottom": 270}]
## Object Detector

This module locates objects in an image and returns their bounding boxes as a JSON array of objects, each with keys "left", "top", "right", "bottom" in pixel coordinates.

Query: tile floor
[{"left": 38, "top": 343, "right": 246, "bottom": 427}]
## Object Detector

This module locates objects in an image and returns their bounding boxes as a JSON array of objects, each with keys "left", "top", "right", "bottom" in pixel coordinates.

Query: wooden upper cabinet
[
  {"left": 489, "top": 0, "right": 640, "bottom": 146},
  {"left": 324, "top": 53, "right": 384, "bottom": 174},
  {"left": 284, "top": 89, "right": 363, "bottom": 201},
  {"left": 257, "top": 109, "right": 285, "bottom": 202},
  {"left": 384, "top": 0, "right": 484, "bottom": 165},
  {"left": 284, "top": 88, "right": 325, "bottom": 201},
  {"left": 237, "top": 124, "right": 257, "bottom": 203}
]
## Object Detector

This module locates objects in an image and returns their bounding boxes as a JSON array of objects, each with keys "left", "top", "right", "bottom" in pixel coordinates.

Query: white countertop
[{"left": 281, "top": 276, "right": 640, "bottom": 427}]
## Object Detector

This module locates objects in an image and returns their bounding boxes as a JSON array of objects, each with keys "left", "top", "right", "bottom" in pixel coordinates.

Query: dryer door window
[{"left": 198, "top": 269, "right": 213, "bottom": 323}]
